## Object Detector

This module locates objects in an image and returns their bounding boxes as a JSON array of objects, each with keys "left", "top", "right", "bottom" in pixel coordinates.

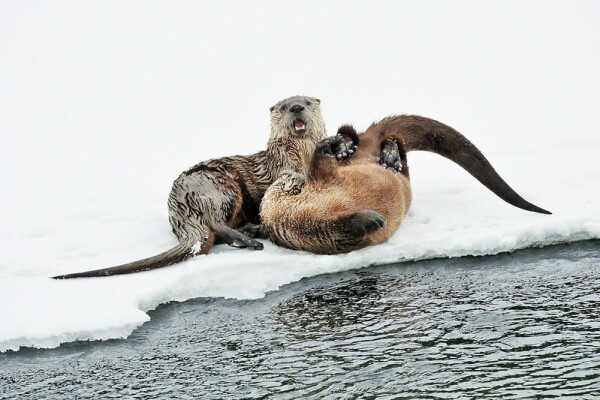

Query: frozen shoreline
[{"left": 1, "top": 144, "right": 599, "bottom": 352}]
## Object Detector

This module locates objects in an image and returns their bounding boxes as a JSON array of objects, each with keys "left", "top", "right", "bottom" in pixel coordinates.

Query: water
[{"left": 2, "top": 241, "right": 600, "bottom": 399}]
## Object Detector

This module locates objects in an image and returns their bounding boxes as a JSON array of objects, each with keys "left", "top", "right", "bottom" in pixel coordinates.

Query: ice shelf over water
[{"left": 1, "top": 144, "right": 599, "bottom": 352}]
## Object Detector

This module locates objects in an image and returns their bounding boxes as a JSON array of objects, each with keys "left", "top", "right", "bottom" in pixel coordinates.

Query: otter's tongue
[{"left": 294, "top": 119, "right": 306, "bottom": 130}]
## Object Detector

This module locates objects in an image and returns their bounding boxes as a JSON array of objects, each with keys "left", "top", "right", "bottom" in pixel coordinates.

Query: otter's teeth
[{"left": 293, "top": 119, "right": 306, "bottom": 131}]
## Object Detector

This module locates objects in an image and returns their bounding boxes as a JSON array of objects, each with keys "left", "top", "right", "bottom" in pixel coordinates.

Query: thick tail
[
  {"left": 366, "top": 115, "right": 552, "bottom": 214},
  {"left": 52, "top": 237, "right": 207, "bottom": 279}
]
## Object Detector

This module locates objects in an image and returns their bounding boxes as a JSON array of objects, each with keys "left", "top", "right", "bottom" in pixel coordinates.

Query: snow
[
  {"left": 1, "top": 1, "right": 599, "bottom": 352},
  {"left": 190, "top": 241, "right": 202, "bottom": 256}
]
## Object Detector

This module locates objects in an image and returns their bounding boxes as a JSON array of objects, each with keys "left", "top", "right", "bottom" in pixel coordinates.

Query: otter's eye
[
  {"left": 306, "top": 101, "right": 312, "bottom": 106},
  {"left": 280, "top": 105, "right": 287, "bottom": 112}
]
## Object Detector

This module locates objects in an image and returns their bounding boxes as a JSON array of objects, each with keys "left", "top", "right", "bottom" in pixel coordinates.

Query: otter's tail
[
  {"left": 367, "top": 115, "right": 551, "bottom": 214},
  {"left": 52, "top": 237, "right": 208, "bottom": 279}
]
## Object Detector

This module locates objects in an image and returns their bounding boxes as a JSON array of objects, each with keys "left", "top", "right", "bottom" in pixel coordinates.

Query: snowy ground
[{"left": 1, "top": 1, "right": 599, "bottom": 352}]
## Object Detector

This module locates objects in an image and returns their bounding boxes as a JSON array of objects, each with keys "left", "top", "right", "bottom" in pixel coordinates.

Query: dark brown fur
[{"left": 360, "top": 115, "right": 550, "bottom": 214}]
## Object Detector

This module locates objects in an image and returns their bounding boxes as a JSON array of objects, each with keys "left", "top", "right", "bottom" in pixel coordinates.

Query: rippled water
[{"left": 2, "top": 241, "right": 600, "bottom": 399}]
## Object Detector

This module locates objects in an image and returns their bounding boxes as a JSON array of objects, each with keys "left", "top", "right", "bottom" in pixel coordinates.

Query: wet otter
[
  {"left": 261, "top": 125, "right": 411, "bottom": 253},
  {"left": 53, "top": 95, "right": 327, "bottom": 279},
  {"left": 260, "top": 115, "right": 551, "bottom": 254}
]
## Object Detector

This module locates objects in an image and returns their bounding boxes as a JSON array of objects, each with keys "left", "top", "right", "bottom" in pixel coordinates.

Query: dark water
[{"left": 2, "top": 241, "right": 600, "bottom": 399}]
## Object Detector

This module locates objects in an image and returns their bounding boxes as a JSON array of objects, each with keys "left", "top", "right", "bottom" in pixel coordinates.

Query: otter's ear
[
  {"left": 269, "top": 105, "right": 276, "bottom": 112},
  {"left": 314, "top": 98, "right": 321, "bottom": 104}
]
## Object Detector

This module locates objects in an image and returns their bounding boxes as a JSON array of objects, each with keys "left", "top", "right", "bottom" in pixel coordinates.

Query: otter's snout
[
  {"left": 289, "top": 103, "right": 307, "bottom": 134},
  {"left": 289, "top": 104, "right": 305, "bottom": 113}
]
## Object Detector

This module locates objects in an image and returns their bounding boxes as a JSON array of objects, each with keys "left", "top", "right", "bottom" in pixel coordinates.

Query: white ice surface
[{"left": 1, "top": 1, "right": 600, "bottom": 352}]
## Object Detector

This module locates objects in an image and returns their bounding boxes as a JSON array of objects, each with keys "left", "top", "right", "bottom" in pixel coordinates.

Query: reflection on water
[{"left": 2, "top": 241, "right": 600, "bottom": 399}]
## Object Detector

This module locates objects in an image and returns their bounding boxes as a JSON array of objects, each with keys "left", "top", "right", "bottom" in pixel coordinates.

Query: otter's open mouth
[{"left": 293, "top": 119, "right": 306, "bottom": 134}]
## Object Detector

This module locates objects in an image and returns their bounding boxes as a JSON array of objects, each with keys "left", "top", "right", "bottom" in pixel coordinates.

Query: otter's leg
[
  {"left": 309, "top": 138, "right": 343, "bottom": 181},
  {"left": 215, "top": 225, "right": 264, "bottom": 250},
  {"left": 379, "top": 139, "right": 409, "bottom": 177}
]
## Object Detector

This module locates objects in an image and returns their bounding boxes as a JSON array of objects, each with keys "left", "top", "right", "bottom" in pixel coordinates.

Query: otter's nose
[{"left": 289, "top": 104, "right": 305, "bottom": 113}]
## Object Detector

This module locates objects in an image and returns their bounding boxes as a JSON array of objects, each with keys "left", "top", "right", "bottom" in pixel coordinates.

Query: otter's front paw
[
  {"left": 331, "top": 126, "right": 359, "bottom": 161},
  {"left": 278, "top": 170, "right": 306, "bottom": 195},
  {"left": 333, "top": 134, "right": 358, "bottom": 161},
  {"left": 315, "top": 138, "right": 333, "bottom": 156}
]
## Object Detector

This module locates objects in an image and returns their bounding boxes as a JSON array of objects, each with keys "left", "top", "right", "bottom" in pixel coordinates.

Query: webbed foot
[
  {"left": 379, "top": 139, "right": 406, "bottom": 175},
  {"left": 216, "top": 225, "right": 264, "bottom": 250}
]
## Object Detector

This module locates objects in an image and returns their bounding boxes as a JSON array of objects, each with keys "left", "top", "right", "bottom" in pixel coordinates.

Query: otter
[
  {"left": 260, "top": 115, "right": 551, "bottom": 254},
  {"left": 261, "top": 126, "right": 411, "bottom": 253},
  {"left": 52, "top": 95, "right": 327, "bottom": 279}
]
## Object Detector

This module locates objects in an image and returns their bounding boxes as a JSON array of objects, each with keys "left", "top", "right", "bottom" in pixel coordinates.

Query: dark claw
[
  {"left": 216, "top": 225, "right": 265, "bottom": 250},
  {"left": 232, "top": 238, "right": 263, "bottom": 250}
]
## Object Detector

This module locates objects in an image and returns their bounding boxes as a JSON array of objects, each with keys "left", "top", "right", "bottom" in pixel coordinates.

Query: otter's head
[{"left": 269, "top": 95, "right": 325, "bottom": 141}]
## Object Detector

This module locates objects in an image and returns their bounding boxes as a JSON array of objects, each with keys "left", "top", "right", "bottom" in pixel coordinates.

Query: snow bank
[{"left": 1, "top": 144, "right": 598, "bottom": 352}]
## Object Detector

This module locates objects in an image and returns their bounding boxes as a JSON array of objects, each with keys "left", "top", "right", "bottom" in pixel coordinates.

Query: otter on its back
[
  {"left": 261, "top": 114, "right": 551, "bottom": 255},
  {"left": 261, "top": 126, "right": 411, "bottom": 254}
]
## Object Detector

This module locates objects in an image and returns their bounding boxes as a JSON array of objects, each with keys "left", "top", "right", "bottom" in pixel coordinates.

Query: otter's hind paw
[
  {"left": 380, "top": 139, "right": 405, "bottom": 174},
  {"left": 337, "top": 210, "right": 387, "bottom": 238}
]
